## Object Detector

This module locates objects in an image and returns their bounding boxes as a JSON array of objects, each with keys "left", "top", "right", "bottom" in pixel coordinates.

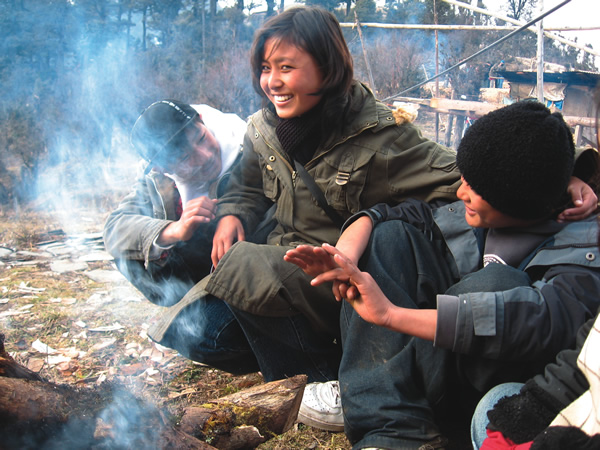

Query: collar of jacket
[
  {"left": 251, "top": 81, "right": 398, "bottom": 163},
  {"left": 146, "top": 170, "right": 179, "bottom": 219}
]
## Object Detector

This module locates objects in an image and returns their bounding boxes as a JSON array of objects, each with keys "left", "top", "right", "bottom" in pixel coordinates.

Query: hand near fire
[
  {"left": 285, "top": 215, "right": 374, "bottom": 300},
  {"left": 289, "top": 243, "right": 395, "bottom": 327},
  {"left": 285, "top": 243, "right": 358, "bottom": 303},
  {"left": 158, "top": 196, "right": 217, "bottom": 246}
]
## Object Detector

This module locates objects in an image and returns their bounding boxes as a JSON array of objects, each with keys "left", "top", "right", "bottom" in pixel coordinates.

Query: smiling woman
[
  {"left": 202, "top": 4, "right": 462, "bottom": 385},
  {"left": 259, "top": 39, "right": 324, "bottom": 119}
]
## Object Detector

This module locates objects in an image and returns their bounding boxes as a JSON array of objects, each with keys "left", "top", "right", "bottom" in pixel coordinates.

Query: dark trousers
[
  {"left": 340, "top": 221, "right": 530, "bottom": 449},
  {"left": 229, "top": 308, "right": 341, "bottom": 382},
  {"left": 115, "top": 257, "right": 258, "bottom": 375},
  {"left": 159, "top": 295, "right": 259, "bottom": 375}
]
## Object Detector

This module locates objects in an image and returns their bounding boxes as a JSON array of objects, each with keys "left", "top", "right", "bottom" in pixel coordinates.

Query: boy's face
[
  {"left": 457, "top": 177, "right": 532, "bottom": 228},
  {"left": 161, "top": 118, "right": 221, "bottom": 183}
]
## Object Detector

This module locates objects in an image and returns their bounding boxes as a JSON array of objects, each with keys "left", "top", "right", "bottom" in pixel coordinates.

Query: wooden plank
[{"left": 393, "top": 97, "right": 598, "bottom": 128}]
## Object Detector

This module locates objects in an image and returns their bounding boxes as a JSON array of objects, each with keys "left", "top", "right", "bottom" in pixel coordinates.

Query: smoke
[
  {"left": 2, "top": 384, "right": 167, "bottom": 449},
  {"left": 33, "top": 42, "right": 141, "bottom": 228},
  {"left": 1, "top": 1, "right": 258, "bottom": 223}
]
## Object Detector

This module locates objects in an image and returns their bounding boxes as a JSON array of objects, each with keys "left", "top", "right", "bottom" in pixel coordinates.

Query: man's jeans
[
  {"left": 340, "top": 220, "right": 531, "bottom": 449},
  {"left": 116, "top": 258, "right": 258, "bottom": 375},
  {"left": 158, "top": 295, "right": 259, "bottom": 375},
  {"left": 229, "top": 307, "right": 341, "bottom": 382}
]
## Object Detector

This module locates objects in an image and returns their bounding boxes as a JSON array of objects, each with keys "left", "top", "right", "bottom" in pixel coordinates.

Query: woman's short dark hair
[{"left": 250, "top": 6, "right": 354, "bottom": 116}]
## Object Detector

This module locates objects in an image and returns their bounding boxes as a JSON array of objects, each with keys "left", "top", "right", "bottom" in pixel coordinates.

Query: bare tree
[{"left": 506, "top": 0, "right": 536, "bottom": 21}]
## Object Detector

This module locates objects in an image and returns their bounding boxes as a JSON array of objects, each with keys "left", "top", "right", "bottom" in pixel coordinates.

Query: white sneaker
[{"left": 297, "top": 380, "right": 344, "bottom": 432}]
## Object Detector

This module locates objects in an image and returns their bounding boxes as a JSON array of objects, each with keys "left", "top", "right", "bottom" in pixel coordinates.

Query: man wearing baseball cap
[{"left": 103, "top": 100, "right": 260, "bottom": 374}]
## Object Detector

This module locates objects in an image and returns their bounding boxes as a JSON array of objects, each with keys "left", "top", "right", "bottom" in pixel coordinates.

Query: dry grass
[{"left": 0, "top": 207, "right": 351, "bottom": 449}]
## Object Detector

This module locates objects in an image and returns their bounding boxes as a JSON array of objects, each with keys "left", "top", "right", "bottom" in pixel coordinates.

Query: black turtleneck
[{"left": 275, "top": 106, "right": 323, "bottom": 166}]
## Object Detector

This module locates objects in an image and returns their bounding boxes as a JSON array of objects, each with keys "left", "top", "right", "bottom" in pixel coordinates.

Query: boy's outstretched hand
[
  {"left": 287, "top": 243, "right": 438, "bottom": 339},
  {"left": 284, "top": 244, "right": 339, "bottom": 278},
  {"left": 286, "top": 243, "right": 395, "bottom": 327},
  {"left": 317, "top": 243, "right": 395, "bottom": 328},
  {"left": 285, "top": 244, "right": 352, "bottom": 301}
]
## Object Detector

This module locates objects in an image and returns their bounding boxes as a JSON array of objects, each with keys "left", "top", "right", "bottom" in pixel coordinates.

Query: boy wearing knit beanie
[
  {"left": 456, "top": 100, "right": 574, "bottom": 226},
  {"left": 286, "top": 101, "right": 600, "bottom": 449}
]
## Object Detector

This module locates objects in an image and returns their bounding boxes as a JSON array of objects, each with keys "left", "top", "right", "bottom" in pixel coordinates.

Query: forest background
[{"left": 0, "top": 0, "right": 597, "bottom": 215}]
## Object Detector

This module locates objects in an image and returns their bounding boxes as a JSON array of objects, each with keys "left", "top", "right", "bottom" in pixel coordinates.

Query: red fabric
[{"left": 481, "top": 430, "right": 533, "bottom": 450}]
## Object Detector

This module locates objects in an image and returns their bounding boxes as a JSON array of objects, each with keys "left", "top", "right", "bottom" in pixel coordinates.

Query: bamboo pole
[
  {"left": 441, "top": 0, "right": 600, "bottom": 57},
  {"left": 340, "top": 3, "right": 599, "bottom": 58},
  {"left": 354, "top": 13, "right": 376, "bottom": 93},
  {"left": 340, "top": 23, "right": 600, "bottom": 32}
]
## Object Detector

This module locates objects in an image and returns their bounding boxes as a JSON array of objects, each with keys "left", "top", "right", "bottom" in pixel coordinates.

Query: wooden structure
[
  {"left": 497, "top": 69, "right": 600, "bottom": 146},
  {"left": 392, "top": 69, "right": 600, "bottom": 149}
]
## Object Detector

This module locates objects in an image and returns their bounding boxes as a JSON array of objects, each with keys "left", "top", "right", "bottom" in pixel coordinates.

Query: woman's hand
[
  {"left": 211, "top": 215, "right": 245, "bottom": 266},
  {"left": 558, "top": 176, "right": 598, "bottom": 222},
  {"left": 316, "top": 244, "right": 395, "bottom": 328},
  {"left": 157, "top": 196, "right": 217, "bottom": 246},
  {"left": 285, "top": 244, "right": 351, "bottom": 300}
]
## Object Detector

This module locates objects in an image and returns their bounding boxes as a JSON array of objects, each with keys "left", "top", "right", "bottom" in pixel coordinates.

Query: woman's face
[{"left": 260, "top": 38, "right": 324, "bottom": 119}]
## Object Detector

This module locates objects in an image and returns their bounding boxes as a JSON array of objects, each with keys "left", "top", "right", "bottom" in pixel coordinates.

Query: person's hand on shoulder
[{"left": 558, "top": 176, "right": 598, "bottom": 222}]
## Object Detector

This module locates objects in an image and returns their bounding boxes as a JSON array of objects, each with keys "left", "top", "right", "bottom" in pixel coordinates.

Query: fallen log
[
  {"left": 0, "top": 376, "right": 213, "bottom": 449},
  {"left": 0, "top": 331, "right": 45, "bottom": 381},
  {"left": 179, "top": 374, "right": 307, "bottom": 449},
  {"left": 0, "top": 332, "right": 307, "bottom": 449}
]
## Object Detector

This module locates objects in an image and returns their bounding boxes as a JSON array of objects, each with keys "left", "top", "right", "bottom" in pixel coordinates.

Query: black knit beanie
[{"left": 456, "top": 101, "right": 575, "bottom": 220}]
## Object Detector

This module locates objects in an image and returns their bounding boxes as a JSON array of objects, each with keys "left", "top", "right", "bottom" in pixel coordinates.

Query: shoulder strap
[{"left": 294, "top": 160, "right": 345, "bottom": 229}]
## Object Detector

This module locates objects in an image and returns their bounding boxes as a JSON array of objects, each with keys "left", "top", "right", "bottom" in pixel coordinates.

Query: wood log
[
  {"left": 213, "top": 425, "right": 266, "bottom": 450},
  {"left": 0, "top": 376, "right": 213, "bottom": 449},
  {"left": 0, "top": 333, "right": 305, "bottom": 448},
  {"left": 0, "top": 332, "right": 45, "bottom": 381},
  {"left": 179, "top": 374, "right": 307, "bottom": 448}
]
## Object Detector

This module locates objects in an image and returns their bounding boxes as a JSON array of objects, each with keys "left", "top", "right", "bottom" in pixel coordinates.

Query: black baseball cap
[{"left": 130, "top": 100, "right": 199, "bottom": 173}]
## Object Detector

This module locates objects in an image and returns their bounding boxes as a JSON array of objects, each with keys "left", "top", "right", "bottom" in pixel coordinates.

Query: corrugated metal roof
[{"left": 498, "top": 70, "right": 600, "bottom": 87}]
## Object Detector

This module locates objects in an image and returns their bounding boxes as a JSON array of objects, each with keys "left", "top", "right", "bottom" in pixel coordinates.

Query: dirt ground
[{"left": 0, "top": 207, "right": 352, "bottom": 449}]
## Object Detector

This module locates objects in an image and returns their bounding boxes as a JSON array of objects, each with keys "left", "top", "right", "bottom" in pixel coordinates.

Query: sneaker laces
[{"left": 320, "top": 381, "right": 341, "bottom": 409}]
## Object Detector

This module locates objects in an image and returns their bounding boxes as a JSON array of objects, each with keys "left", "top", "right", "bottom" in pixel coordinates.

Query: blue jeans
[
  {"left": 470, "top": 382, "right": 523, "bottom": 449},
  {"left": 116, "top": 255, "right": 259, "bottom": 375},
  {"left": 229, "top": 307, "right": 342, "bottom": 382},
  {"left": 340, "top": 221, "right": 531, "bottom": 449},
  {"left": 158, "top": 295, "right": 260, "bottom": 375}
]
